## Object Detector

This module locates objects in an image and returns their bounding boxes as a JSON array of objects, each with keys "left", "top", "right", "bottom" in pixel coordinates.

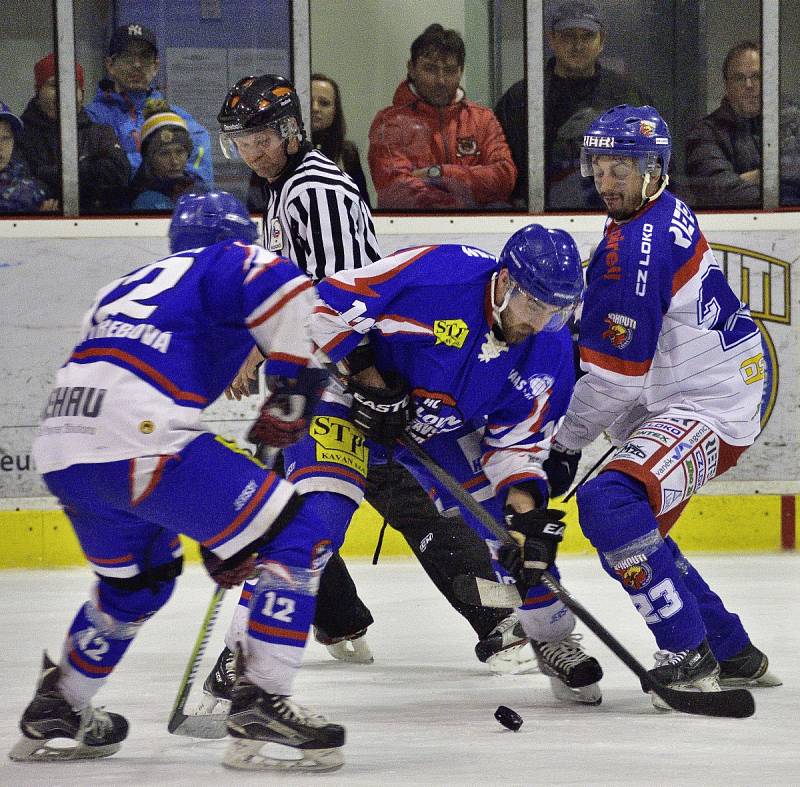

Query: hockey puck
[{"left": 494, "top": 705, "right": 523, "bottom": 731}]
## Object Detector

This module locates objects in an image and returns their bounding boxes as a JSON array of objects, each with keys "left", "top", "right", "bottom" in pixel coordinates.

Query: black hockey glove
[
  {"left": 347, "top": 372, "right": 412, "bottom": 444},
  {"left": 247, "top": 367, "right": 330, "bottom": 450},
  {"left": 543, "top": 446, "right": 582, "bottom": 498},
  {"left": 497, "top": 508, "right": 566, "bottom": 588}
]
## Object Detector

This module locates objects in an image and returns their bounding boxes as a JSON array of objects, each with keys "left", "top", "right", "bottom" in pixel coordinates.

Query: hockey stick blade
[
  {"left": 453, "top": 574, "right": 523, "bottom": 608},
  {"left": 539, "top": 574, "right": 755, "bottom": 719},
  {"left": 168, "top": 585, "right": 229, "bottom": 737},
  {"left": 400, "top": 436, "right": 755, "bottom": 719}
]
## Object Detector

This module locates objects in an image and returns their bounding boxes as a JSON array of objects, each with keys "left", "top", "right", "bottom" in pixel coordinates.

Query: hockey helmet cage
[
  {"left": 498, "top": 224, "right": 584, "bottom": 332},
  {"left": 169, "top": 190, "right": 259, "bottom": 253},
  {"left": 580, "top": 104, "right": 671, "bottom": 178}
]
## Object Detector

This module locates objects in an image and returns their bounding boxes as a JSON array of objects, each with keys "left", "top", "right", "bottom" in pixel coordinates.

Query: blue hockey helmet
[
  {"left": 498, "top": 224, "right": 584, "bottom": 332},
  {"left": 169, "top": 191, "right": 259, "bottom": 253},
  {"left": 580, "top": 104, "right": 671, "bottom": 178}
]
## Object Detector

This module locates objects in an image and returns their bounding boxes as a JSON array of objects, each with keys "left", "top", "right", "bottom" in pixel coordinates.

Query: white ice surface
[{"left": 1, "top": 555, "right": 798, "bottom": 786}]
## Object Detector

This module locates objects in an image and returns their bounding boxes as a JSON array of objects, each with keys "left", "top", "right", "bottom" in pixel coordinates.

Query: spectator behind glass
[
  {"left": 494, "top": 0, "right": 650, "bottom": 208},
  {"left": 246, "top": 73, "right": 372, "bottom": 211},
  {"left": 130, "top": 98, "right": 208, "bottom": 210},
  {"left": 368, "top": 23, "right": 516, "bottom": 210},
  {"left": 0, "top": 101, "right": 48, "bottom": 213},
  {"left": 17, "top": 53, "right": 131, "bottom": 213},
  {"left": 85, "top": 24, "right": 213, "bottom": 189},
  {"left": 684, "top": 41, "right": 762, "bottom": 207}
]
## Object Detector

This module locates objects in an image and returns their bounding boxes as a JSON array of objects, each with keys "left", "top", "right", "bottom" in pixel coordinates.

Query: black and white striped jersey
[{"left": 262, "top": 149, "right": 381, "bottom": 280}]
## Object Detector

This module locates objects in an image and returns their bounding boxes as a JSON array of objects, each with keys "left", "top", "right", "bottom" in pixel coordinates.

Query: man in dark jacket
[
  {"left": 685, "top": 41, "right": 761, "bottom": 208},
  {"left": 494, "top": 0, "right": 650, "bottom": 208},
  {"left": 17, "top": 53, "right": 130, "bottom": 213}
]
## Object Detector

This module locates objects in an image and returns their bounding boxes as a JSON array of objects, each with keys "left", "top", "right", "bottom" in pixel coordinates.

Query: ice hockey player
[
  {"left": 553, "top": 105, "right": 781, "bottom": 707},
  {"left": 301, "top": 225, "right": 605, "bottom": 705},
  {"left": 209, "top": 72, "right": 537, "bottom": 686},
  {"left": 10, "top": 191, "right": 347, "bottom": 771}
]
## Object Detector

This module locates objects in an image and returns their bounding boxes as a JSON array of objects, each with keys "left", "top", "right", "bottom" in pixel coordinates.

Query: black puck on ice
[{"left": 494, "top": 705, "right": 523, "bottom": 731}]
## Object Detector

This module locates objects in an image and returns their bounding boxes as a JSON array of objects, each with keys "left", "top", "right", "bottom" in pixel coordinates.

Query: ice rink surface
[{"left": 1, "top": 554, "right": 797, "bottom": 786}]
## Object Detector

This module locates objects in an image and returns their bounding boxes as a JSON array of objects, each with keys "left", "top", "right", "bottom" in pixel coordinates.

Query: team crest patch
[
  {"left": 602, "top": 312, "right": 637, "bottom": 349},
  {"left": 614, "top": 554, "right": 653, "bottom": 590},
  {"left": 268, "top": 218, "right": 283, "bottom": 252},
  {"left": 433, "top": 319, "right": 469, "bottom": 348},
  {"left": 639, "top": 120, "right": 656, "bottom": 137},
  {"left": 456, "top": 137, "right": 479, "bottom": 156}
]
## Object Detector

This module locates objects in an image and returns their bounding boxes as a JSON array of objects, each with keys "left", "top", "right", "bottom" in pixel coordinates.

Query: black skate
[
  {"left": 224, "top": 676, "right": 345, "bottom": 772},
  {"left": 532, "top": 634, "right": 603, "bottom": 705},
  {"left": 313, "top": 625, "right": 373, "bottom": 664},
  {"left": 646, "top": 639, "right": 720, "bottom": 710},
  {"left": 9, "top": 652, "right": 128, "bottom": 762},
  {"left": 197, "top": 645, "right": 237, "bottom": 715},
  {"left": 474, "top": 614, "right": 536, "bottom": 674},
  {"left": 718, "top": 642, "right": 782, "bottom": 688}
]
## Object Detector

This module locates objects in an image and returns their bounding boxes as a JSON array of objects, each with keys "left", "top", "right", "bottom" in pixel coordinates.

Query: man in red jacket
[{"left": 368, "top": 23, "right": 516, "bottom": 210}]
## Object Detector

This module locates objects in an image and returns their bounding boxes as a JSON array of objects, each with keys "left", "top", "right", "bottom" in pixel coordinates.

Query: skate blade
[
  {"left": 549, "top": 677, "right": 602, "bottom": 706},
  {"left": 223, "top": 738, "right": 344, "bottom": 772},
  {"left": 651, "top": 674, "right": 721, "bottom": 711},
  {"left": 8, "top": 735, "right": 121, "bottom": 762},
  {"left": 719, "top": 669, "right": 782, "bottom": 688},
  {"left": 486, "top": 642, "right": 538, "bottom": 675},
  {"left": 326, "top": 639, "right": 374, "bottom": 664}
]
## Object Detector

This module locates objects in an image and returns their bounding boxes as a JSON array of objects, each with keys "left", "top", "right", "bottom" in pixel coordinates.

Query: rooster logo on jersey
[{"left": 602, "top": 312, "right": 636, "bottom": 349}]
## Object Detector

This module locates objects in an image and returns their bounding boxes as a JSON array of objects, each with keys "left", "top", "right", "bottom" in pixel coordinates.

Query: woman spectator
[
  {"left": 130, "top": 99, "right": 207, "bottom": 210},
  {"left": 247, "top": 73, "right": 370, "bottom": 209},
  {"left": 0, "top": 101, "right": 48, "bottom": 214},
  {"left": 17, "top": 53, "right": 130, "bottom": 213}
]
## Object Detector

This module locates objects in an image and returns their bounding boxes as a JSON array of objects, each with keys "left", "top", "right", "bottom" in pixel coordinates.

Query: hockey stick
[
  {"left": 167, "top": 585, "right": 230, "bottom": 738},
  {"left": 400, "top": 436, "right": 755, "bottom": 719},
  {"left": 455, "top": 444, "right": 616, "bottom": 609}
]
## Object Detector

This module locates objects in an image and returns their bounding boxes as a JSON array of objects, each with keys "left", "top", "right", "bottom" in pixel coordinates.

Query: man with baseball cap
[
  {"left": 495, "top": 0, "right": 650, "bottom": 208},
  {"left": 85, "top": 23, "right": 213, "bottom": 193}
]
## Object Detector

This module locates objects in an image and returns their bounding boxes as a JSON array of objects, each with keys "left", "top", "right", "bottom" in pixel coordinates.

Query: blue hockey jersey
[
  {"left": 33, "top": 241, "right": 315, "bottom": 473},
  {"left": 312, "top": 244, "right": 576, "bottom": 500},
  {"left": 558, "top": 190, "right": 764, "bottom": 451}
]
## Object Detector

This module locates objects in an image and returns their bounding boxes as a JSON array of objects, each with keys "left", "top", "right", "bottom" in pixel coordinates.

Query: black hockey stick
[
  {"left": 454, "top": 443, "right": 616, "bottom": 609},
  {"left": 400, "top": 436, "right": 755, "bottom": 719},
  {"left": 167, "top": 585, "right": 230, "bottom": 738}
]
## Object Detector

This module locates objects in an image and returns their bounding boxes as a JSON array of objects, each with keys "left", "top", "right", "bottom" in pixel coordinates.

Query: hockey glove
[
  {"left": 201, "top": 546, "right": 258, "bottom": 589},
  {"left": 543, "top": 446, "right": 582, "bottom": 498},
  {"left": 347, "top": 372, "right": 412, "bottom": 444},
  {"left": 498, "top": 508, "right": 566, "bottom": 587},
  {"left": 247, "top": 367, "right": 330, "bottom": 450}
]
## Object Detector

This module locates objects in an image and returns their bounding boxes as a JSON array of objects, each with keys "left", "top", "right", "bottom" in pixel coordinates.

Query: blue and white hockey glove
[{"left": 247, "top": 367, "right": 329, "bottom": 451}]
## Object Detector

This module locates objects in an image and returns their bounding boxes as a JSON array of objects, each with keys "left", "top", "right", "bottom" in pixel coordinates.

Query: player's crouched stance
[{"left": 9, "top": 192, "right": 345, "bottom": 772}]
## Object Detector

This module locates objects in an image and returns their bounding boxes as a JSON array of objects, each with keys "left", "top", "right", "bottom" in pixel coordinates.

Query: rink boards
[{"left": 0, "top": 213, "right": 797, "bottom": 566}]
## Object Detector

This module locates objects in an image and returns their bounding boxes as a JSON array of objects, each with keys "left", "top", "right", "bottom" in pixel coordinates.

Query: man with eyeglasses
[
  {"left": 685, "top": 41, "right": 762, "bottom": 207},
  {"left": 368, "top": 23, "right": 516, "bottom": 209},
  {"left": 85, "top": 24, "right": 213, "bottom": 191}
]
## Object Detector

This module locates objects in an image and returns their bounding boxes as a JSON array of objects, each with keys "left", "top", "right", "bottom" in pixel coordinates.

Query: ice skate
[
  {"left": 718, "top": 642, "right": 782, "bottom": 688},
  {"left": 474, "top": 613, "right": 536, "bottom": 674},
  {"left": 197, "top": 645, "right": 237, "bottom": 715},
  {"left": 646, "top": 639, "right": 720, "bottom": 710},
  {"left": 224, "top": 676, "right": 345, "bottom": 772},
  {"left": 9, "top": 652, "right": 128, "bottom": 762},
  {"left": 313, "top": 625, "right": 374, "bottom": 664},
  {"left": 532, "top": 633, "right": 603, "bottom": 704}
]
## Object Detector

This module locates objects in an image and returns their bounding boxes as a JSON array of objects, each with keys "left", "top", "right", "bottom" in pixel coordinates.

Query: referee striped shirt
[{"left": 262, "top": 149, "right": 382, "bottom": 280}]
